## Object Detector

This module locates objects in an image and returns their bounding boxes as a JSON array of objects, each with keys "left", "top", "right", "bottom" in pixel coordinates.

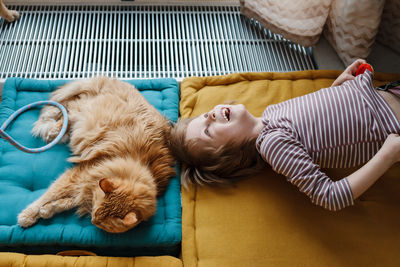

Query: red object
[{"left": 355, "top": 63, "right": 373, "bottom": 76}]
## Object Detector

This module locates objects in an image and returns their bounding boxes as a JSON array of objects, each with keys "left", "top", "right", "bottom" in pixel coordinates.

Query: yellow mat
[
  {"left": 0, "top": 252, "right": 182, "bottom": 267},
  {"left": 179, "top": 70, "right": 400, "bottom": 267}
]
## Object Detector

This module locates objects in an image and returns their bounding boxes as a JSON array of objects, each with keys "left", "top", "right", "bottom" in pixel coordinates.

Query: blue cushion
[{"left": 0, "top": 78, "right": 181, "bottom": 256}]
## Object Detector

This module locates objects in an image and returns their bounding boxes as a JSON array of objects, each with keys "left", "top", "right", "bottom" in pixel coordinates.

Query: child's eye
[{"left": 204, "top": 128, "right": 211, "bottom": 137}]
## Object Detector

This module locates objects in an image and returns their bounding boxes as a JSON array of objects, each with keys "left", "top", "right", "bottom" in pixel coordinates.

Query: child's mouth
[{"left": 222, "top": 107, "right": 230, "bottom": 121}]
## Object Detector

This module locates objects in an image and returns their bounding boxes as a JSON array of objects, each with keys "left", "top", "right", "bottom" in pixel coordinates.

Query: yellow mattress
[
  {"left": 179, "top": 70, "right": 400, "bottom": 267},
  {"left": 0, "top": 252, "right": 182, "bottom": 267}
]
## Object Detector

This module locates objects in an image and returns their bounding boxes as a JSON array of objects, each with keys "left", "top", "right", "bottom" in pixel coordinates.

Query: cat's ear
[
  {"left": 122, "top": 212, "right": 138, "bottom": 227},
  {"left": 99, "top": 178, "right": 115, "bottom": 194}
]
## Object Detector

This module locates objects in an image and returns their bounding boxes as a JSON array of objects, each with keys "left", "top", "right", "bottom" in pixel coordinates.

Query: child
[{"left": 169, "top": 59, "right": 400, "bottom": 211}]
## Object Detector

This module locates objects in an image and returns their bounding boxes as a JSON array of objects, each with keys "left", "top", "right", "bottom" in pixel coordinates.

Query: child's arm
[
  {"left": 258, "top": 129, "right": 354, "bottom": 211},
  {"left": 332, "top": 59, "right": 366, "bottom": 87},
  {"left": 346, "top": 134, "right": 400, "bottom": 199},
  {"left": 258, "top": 131, "right": 400, "bottom": 211}
]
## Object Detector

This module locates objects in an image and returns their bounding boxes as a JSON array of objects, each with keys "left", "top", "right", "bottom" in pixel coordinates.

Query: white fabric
[{"left": 240, "top": 0, "right": 387, "bottom": 66}]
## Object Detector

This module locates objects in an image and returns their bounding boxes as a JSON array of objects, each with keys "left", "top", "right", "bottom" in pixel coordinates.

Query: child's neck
[{"left": 252, "top": 117, "right": 264, "bottom": 138}]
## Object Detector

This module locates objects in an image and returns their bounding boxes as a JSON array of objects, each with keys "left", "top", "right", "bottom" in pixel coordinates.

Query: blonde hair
[{"left": 169, "top": 117, "right": 266, "bottom": 188}]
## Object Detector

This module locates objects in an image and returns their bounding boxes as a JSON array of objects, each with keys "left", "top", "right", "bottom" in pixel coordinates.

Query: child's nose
[{"left": 207, "top": 111, "right": 216, "bottom": 121}]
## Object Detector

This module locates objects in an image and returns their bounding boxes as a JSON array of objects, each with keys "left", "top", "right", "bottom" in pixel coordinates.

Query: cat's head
[{"left": 91, "top": 178, "right": 157, "bottom": 233}]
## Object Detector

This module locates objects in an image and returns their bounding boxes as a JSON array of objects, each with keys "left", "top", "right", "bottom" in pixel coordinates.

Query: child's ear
[{"left": 99, "top": 178, "right": 115, "bottom": 193}]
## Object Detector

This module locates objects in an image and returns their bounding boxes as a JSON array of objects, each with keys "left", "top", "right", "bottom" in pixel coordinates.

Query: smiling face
[{"left": 185, "top": 104, "right": 263, "bottom": 149}]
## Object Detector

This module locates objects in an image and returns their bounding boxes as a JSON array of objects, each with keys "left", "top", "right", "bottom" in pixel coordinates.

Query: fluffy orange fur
[{"left": 17, "top": 77, "right": 175, "bottom": 233}]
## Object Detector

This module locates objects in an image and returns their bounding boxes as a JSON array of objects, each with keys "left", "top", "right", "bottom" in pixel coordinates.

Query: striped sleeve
[{"left": 257, "top": 129, "right": 354, "bottom": 211}]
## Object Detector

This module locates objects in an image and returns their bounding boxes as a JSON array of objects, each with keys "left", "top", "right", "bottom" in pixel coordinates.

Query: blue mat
[{"left": 0, "top": 78, "right": 181, "bottom": 256}]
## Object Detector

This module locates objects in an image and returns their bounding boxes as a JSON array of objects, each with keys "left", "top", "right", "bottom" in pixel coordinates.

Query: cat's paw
[
  {"left": 32, "top": 119, "right": 57, "bottom": 141},
  {"left": 32, "top": 118, "right": 68, "bottom": 143},
  {"left": 46, "top": 120, "right": 65, "bottom": 142},
  {"left": 32, "top": 106, "right": 67, "bottom": 142},
  {"left": 39, "top": 204, "right": 54, "bottom": 219},
  {"left": 1, "top": 10, "right": 20, "bottom": 23},
  {"left": 18, "top": 206, "right": 40, "bottom": 228}
]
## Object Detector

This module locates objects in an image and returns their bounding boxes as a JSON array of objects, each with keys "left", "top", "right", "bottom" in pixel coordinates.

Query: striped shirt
[{"left": 256, "top": 71, "right": 400, "bottom": 211}]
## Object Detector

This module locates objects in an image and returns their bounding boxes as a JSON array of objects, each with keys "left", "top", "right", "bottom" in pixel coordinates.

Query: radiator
[{"left": 0, "top": 5, "right": 316, "bottom": 80}]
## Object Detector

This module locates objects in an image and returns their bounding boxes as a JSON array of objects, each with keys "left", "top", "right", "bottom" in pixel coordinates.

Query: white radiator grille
[{"left": 0, "top": 5, "right": 316, "bottom": 80}]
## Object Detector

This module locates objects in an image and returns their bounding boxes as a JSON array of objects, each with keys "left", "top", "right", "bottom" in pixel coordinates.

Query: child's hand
[
  {"left": 378, "top": 134, "right": 400, "bottom": 165},
  {"left": 332, "top": 59, "right": 367, "bottom": 87}
]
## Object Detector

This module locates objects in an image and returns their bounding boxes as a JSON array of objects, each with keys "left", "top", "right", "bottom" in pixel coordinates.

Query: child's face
[{"left": 186, "top": 104, "right": 259, "bottom": 148}]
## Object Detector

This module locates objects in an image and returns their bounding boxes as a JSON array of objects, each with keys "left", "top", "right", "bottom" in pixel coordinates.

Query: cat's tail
[
  {"left": 50, "top": 76, "right": 108, "bottom": 103},
  {"left": 32, "top": 77, "right": 109, "bottom": 143}
]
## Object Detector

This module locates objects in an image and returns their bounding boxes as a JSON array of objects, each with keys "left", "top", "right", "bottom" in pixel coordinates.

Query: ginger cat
[
  {"left": 17, "top": 77, "right": 176, "bottom": 233},
  {"left": 0, "top": 0, "right": 19, "bottom": 22}
]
